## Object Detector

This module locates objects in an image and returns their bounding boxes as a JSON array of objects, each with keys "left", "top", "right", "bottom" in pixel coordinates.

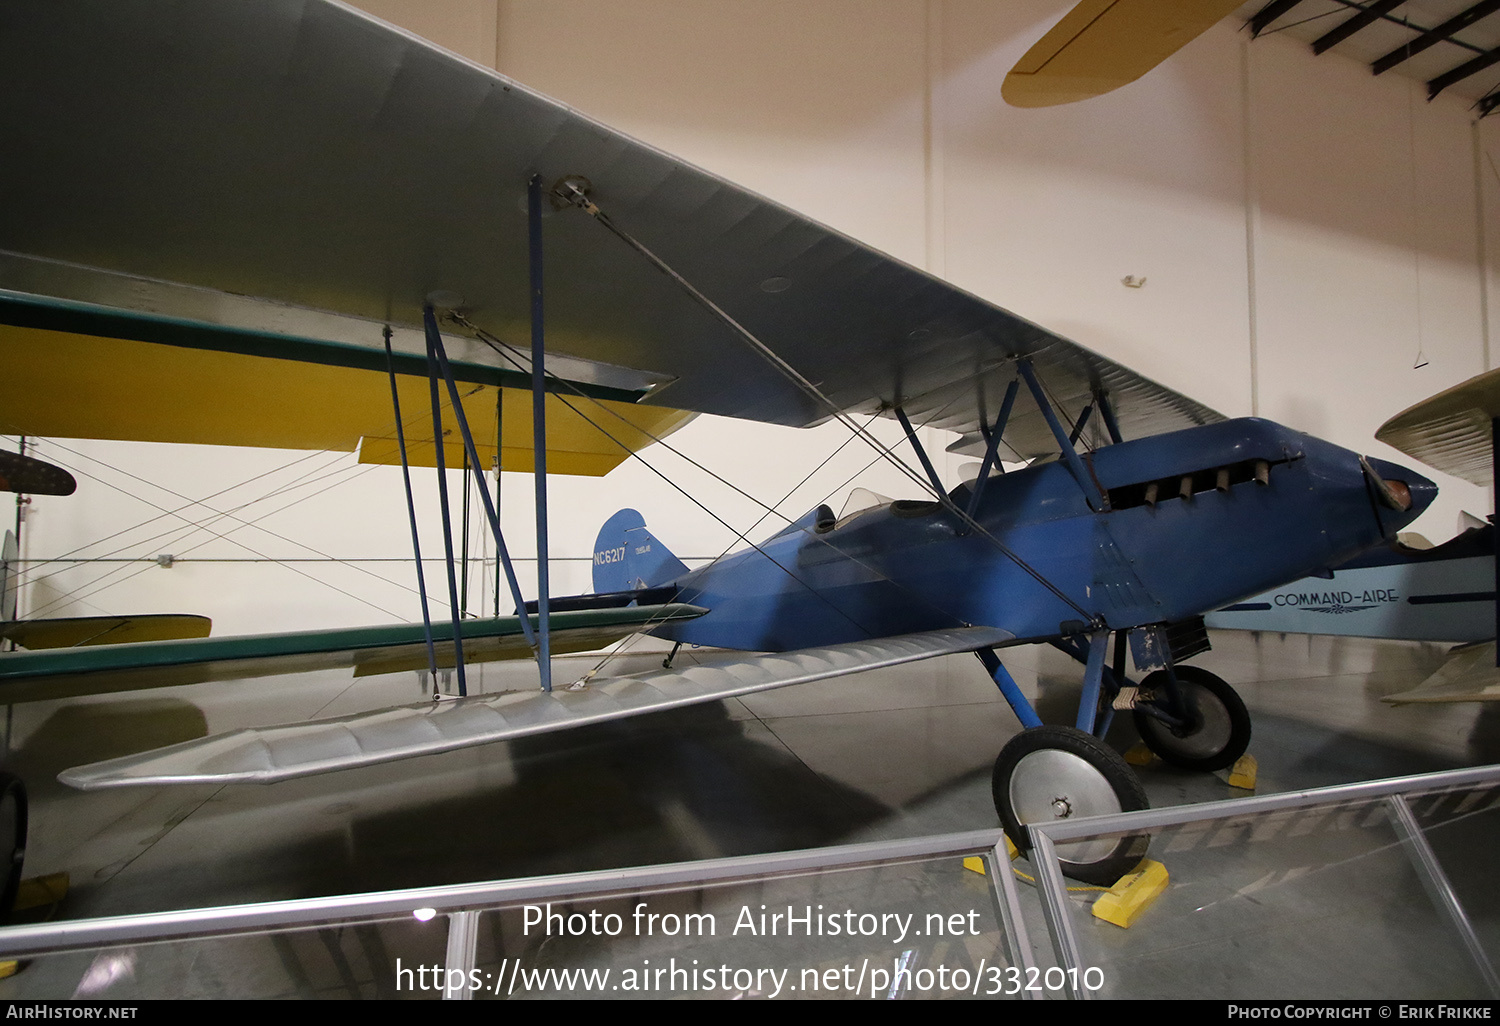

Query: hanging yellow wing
[
  {"left": 0, "top": 614, "right": 213, "bottom": 650},
  {"left": 0, "top": 291, "right": 694, "bottom": 477},
  {"left": 1003, "top": 0, "right": 1244, "bottom": 108}
]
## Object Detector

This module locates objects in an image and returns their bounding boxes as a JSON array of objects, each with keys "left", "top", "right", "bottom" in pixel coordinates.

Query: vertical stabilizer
[{"left": 591, "top": 509, "right": 688, "bottom": 593}]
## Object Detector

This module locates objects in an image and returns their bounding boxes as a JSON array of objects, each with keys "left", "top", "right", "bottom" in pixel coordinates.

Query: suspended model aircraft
[
  {"left": 1002, "top": 0, "right": 1245, "bottom": 108},
  {"left": 0, "top": 0, "right": 1439, "bottom": 884}
]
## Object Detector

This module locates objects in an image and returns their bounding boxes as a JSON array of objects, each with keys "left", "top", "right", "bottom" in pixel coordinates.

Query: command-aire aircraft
[
  {"left": 0, "top": 0, "right": 1440, "bottom": 884},
  {"left": 1209, "top": 367, "right": 1500, "bottom": 708}
]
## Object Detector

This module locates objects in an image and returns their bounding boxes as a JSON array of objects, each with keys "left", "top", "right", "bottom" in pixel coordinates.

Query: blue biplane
[{"left": 0, "top": 0, "right": 1437, "bottom": 883}]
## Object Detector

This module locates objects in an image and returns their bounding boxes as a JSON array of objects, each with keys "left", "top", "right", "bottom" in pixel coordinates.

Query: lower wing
[{"left": 59, "top": 626, "right": 1011, "bottom": 789}]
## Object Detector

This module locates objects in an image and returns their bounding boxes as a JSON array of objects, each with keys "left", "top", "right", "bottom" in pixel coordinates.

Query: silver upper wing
[{"left": 0, "top": 0, "right": 1223, "bottom": 456}]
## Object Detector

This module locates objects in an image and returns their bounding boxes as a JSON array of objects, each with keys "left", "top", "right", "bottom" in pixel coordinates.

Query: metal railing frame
[
  {"left": 0, "top": 763, "right": 1495, "bottom": 1000},
  {"left": 0, "top": 829, "right": 1035, "bottom": 1000},
  {"left": 1028, "top": 763, "right": 1500, "bottom": 1000}
]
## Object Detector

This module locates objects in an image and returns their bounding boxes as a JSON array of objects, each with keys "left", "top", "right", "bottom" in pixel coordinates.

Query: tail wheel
[
  {"left": 0, "top": 774, "right": 25, "bottom": 919},
  {"left": 1133, "top": 666, "right": 1251, "bottom": 772},
  {"left": 992, "top": 725, "right": 1149, "bottom": 886}
]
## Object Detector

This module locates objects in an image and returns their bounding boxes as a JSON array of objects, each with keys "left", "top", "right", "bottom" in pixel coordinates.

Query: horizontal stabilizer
[{"left": 58, "top": 626, "right": 1011, "bottom": 789}]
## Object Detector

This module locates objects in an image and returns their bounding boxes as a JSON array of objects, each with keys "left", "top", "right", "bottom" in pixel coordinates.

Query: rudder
[{"left": 591, "top": 508, "right": 689, "bottom": 593}]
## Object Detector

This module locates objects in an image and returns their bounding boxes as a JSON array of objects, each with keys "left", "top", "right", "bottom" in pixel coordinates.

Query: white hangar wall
[{"left": 13, "top": 0, "right": 1499, "bottom": 635}]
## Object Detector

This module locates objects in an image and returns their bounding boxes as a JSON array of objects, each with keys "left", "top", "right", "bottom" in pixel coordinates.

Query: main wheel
[
  {"left": 0, "top": 774, "right": 25, "bottom": 919},
  {"left": 1133, "top": 665, "right": 1250, "bottom": 772},
  {"left": 992, "top": 725, "right": 1149, "bottom": 886}
]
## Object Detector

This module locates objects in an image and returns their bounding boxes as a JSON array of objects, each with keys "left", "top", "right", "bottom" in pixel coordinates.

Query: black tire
[
  {"left": 1133, "top": 665, "right": 1251, "bottom": 772},
  {"left": 0, "top": 774, "right": 26, "bottom": 919},
  {"left": 992, "top": 725, "right": 1149, "bottom": 886}
]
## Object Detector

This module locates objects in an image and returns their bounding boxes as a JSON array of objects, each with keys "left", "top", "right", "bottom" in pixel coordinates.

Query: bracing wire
[
  {"left": 9, "top": 382, "right": 485, "bottom": 621},
  {"left": 22, "top": 456, "right": 413, "bottom": 622},
  {"left": 455, "top": 315, "right": 1056, "bottom": 655},
  {"left": 546, "top": 189, "right": 1092, "bottom": 620},
  {"left": 455, "top": 317, "right": 959, "bottom": 641}
]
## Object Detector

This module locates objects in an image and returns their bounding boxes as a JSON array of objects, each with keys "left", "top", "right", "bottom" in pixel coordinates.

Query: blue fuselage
[{"left": 654, "top": 419, "right": 1437, "bottom": 652}]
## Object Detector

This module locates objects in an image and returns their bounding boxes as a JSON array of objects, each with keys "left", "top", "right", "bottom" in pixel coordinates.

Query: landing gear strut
[{"left": 980, "top": 630, "right": 1251, "bottom": 886}]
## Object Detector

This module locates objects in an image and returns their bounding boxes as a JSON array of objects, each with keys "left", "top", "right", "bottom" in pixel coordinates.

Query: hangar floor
[{"left": 0, "top": 628, "right": 1496, "bottom": 998}]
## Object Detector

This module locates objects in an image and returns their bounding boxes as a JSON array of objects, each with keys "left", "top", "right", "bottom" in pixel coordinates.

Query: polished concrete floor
[{"left": 2, "top": 628, "right": 1498, "bottom": 998}]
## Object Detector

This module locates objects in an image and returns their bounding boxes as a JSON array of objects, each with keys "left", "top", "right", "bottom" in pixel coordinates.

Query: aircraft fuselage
[{"left": 655, "top": 418, "right": 1436, "bottom": 652}]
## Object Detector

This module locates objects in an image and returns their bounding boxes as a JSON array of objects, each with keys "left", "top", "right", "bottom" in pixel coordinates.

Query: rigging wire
[
  {"left": 551, "top": 181, "right": 955, "bottom": 501},
  {"left": 455, "top": 316, "right": 1029, "bottom": 654},
  {"left": 22, "top": 456, "right": 413, "bottom": 622},
  {"left": 11, "top": 448, "right": 355, "bottom": 589},
  {"left": 25, "top": 456, "right": 446, "bottom": 623},
  {"left": 580, "top": 409, "right": 882, "bottom": 673},
  {"left": 8, "top": 384, "right": 484, "bottom": 620},
  {"left": 17, "top": 443, "right": 404, "bottom": 616},
  {"left": 0, "top": 440, "right": 345, "bottom": 592},
  {"left": 544, "top": 190, "right": 1092, "bottom": 620},
  {"left": 456, "top": 306, "right": 1089, "bottom": 622},
  {"left": 456, "top": 318, "right": 922, "bottom": 640},
  {"left": 15, "top": 450, "right": 361, "bottom": 613},
  {"left": 8, "top": 377, "right": 485, "bottom": 602},
  {"left": 461, "top": 317, "right": 947, "bottom": 551}
]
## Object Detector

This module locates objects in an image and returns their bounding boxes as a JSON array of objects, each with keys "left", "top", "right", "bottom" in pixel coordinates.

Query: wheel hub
[
  {"left": 992, "top": 725, "right": 1151, "bottom": 886},
  {"left": 1008, "top": 748, "right": 1127, "bottom": 863},
  {"left": 1131, "top": 667, "right": 1251, "bottom": 772}
]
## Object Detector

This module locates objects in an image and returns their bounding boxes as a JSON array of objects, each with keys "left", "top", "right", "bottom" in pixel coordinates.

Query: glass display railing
[
  {"left": 2, "top": 764, "right": 1497, "bottom": 1000},
  {"left": 0, "top": 831, "right": 1038, "bottom": 1000},
  {"left": 1023, "top": 765, "right": 1500, "bottom": 1000}
]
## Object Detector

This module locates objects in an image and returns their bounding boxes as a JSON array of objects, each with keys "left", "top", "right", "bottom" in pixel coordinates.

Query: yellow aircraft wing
[
  {"left": 0, "top": 290, "right": 694, "bottom": 477},
  {"left": 0, "top": 614, "right": 212, "bottom": 650},
  {"left": 1003, "top": 0, "right": 1245, "bottom": 108}
]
